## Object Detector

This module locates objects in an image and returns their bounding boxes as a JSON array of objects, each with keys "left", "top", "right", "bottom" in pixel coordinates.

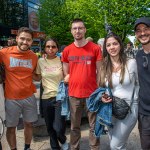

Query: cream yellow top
[{"left": 36, "top": 57, "right": 63, "bottom": 99}]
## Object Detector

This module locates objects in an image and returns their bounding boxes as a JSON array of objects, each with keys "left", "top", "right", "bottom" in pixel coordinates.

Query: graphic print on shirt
[
  {"left": 68, "top": 55, "right": 93, "bottom": 65},
  {"left": 44, "top": 65, "right": 61, "bottom": 72},
  {"left": 10, "top": 57, "right": 32, "bottom": 68}
]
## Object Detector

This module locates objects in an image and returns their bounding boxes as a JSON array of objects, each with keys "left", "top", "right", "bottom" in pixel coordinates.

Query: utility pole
[{"left": 104, "top": 13, "right": 112, "bottom": 34}]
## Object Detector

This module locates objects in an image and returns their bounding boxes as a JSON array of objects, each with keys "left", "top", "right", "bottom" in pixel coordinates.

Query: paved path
[
  {"left": 2, "top": 120, "right": 141, "bottom": 150},
  {"left": 15, "top": 120, "right": 140, "bottom": 150}
]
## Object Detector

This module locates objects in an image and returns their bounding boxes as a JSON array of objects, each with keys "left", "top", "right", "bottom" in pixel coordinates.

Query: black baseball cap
[{"left": 134, "top": 17, "right": 150, "bottom": 30}]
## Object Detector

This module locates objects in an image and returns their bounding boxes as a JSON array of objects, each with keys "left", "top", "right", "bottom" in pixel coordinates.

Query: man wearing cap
[{"left": 134, "top": 17, "right": 150, "bottom": 150}]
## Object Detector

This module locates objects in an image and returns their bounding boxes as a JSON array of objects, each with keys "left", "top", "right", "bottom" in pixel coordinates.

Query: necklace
[{"left": 112, "top": 64, "right": 121, "bottom": 72}]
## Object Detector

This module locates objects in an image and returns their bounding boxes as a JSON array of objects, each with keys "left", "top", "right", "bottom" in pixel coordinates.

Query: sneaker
[{"left": 61, "top": 141, "right": 69, "bottom": 150}]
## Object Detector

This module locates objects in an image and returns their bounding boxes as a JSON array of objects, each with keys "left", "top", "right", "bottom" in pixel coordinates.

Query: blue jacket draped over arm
[
  {"left": 86, "top": 87, "right": 113, "bottom": 137},
  {"left": 56, "top": 81, "right": 70, "bottom": 117}
]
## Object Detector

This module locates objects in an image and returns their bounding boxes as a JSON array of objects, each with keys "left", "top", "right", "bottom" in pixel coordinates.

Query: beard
[
  {"left": 74, "top": 33, "right": 85, "bottom": 41},
  {"left": 75, "top": 37, "right": 83, "bottom": 41},
  {"left": 17, "top": 43, "right": 30, "bottom": 51},
  {"left": 138, "top": 34, "right": 150, "bottom": 45},
  {"left": 141, "top": 40, "right": 150, "bottom": 45}
]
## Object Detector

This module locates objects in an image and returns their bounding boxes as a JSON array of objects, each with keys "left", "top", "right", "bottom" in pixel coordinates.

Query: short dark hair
[
  {"left": 17, "top": 27, "right": 33, "bottom": 38},
  {"left": 71, "top": 18, "right": 85, "bottom": 27},
  {"left": 127, "top": 41, "right": 133, "bottom": 46}
]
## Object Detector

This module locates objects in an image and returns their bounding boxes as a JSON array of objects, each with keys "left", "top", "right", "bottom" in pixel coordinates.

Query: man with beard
[
  {"left": 0, "top": 27, "right": 38, "bottom": 150},
  {"left": 62, "top": 18, "right": 102, "bottom": 150},
  {"left": 134, "top": 17, "right": 150, "bottom": 150}
]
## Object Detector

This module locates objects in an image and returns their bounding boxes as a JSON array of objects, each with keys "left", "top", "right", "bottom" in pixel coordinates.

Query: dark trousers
[
  {"left": 42, "top": 98, "right": 66, "bottom": 150},
  {"left": 69, "top": 97, "right": 100, "bottom": 150},
  {"left": 138, "top": 113, "right": 150, "bottom": 150}
]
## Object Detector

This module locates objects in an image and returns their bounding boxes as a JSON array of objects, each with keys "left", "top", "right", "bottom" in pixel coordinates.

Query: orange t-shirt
[{"left": 0, "top": 46, "right": 38, "bottom": 100}]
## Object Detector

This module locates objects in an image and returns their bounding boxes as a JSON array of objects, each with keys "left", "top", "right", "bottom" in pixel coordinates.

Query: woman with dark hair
[
  {"left": 99, "top": 33, "right": 139, "bottom": 149},
  {"left": 33, "top": 38, "right": 68, "bottom": 150}
]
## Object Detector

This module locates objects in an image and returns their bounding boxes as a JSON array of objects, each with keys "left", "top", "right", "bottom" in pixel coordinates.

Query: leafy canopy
[{"left": 39, "top": 0, "right": 150, "bottom": 45}]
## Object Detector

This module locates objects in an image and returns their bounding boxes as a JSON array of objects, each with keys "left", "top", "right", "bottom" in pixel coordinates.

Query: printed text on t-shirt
[{"left": 10, "top": 57, "right": 32, "bottom": 68}]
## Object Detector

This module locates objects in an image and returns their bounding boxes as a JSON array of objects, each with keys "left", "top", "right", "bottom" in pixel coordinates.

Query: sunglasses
[
  {"left": 45, "top": 45, "right": 57, "bottom": 49},
  {"left": 143, "top": 56, "right": 148, "bottom": 69}
]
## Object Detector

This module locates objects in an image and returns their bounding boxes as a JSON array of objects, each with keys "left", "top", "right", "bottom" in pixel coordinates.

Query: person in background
[
  {"left": 97, "top": 38, "right": 104, "bottom": 53},
  {"left": 86, "top": 37, "right": 93, "bottom": 42},
  {"left": 35, "top": 50, "right": 41, "bottom": 58},
  {"left": 100, "top": 32, "right": 139, "bottom": 150},
  {"left": 7, "top": 37, "right": 17, "bottom": 47},
  {"left": 134, "top": 17, "right": 150, "bottom": 150},
  {"left": 62, "top": 18, "right": 102, "bottom": 150},
  {"left": 56, "top": 45, "right": 66, "bottom": 58},
  {"left": 124, "top": 41, "right": 135, "bottom": 58},
  {"left": 33, "top": 38, "right": 68, "bottom": 150},
  {"left": 0, "top": 27, "right": 38, "bottom": 150}
]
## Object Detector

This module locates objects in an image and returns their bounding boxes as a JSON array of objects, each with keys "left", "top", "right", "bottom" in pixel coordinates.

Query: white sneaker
[{"left": 61, "top": 141, "right": 69, "bottom": 150}]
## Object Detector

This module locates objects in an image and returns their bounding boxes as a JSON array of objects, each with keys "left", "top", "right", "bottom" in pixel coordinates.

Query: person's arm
[
  {"left": 63, "top": 62, "right": 69, "bottom": 83},
  {"left": 134, "top": 60, "right": 139, "bottom": 86},
  {"left": 33, "top": 72, "right": 42, "bottom": 81},
  {"left": 33, "top": 58, "right": 42, "bottom": 81},
  {"left": 96, "top": 60, "right": 102, "bottom": 86},
  {"left": 133, "top": 59, "right": 139, "bottom": 98}
]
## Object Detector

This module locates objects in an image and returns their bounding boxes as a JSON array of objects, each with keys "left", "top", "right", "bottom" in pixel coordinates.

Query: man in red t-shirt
[
  {"left": 0, "top": 27, "right": 38, "bottom": 150},
  {"left": 62, "top": 18, "right": 102, "bottom": 150}
]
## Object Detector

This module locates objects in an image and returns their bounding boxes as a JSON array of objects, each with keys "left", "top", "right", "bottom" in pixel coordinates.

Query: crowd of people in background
[{"left": 0, "top": 16, "right": 150, "bottom": 150}]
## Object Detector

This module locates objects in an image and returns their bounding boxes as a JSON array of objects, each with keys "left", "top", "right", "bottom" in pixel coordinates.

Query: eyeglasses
[
  {"left": 143, "top": 56, "right": 148, "bottom": 69},
  {"left": 71, "top": 27, "right": 85, "bottom": 31},
  {"left": 135, "top": 27, "right": 150, "bottom": 35},
  {"left": 45, "top": 45, "right": 57, "bottom": 49}
]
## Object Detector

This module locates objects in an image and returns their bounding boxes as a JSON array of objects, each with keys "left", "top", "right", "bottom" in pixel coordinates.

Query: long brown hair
[{"left": 100, "top": 33, "right": 127, "bottom": 88}]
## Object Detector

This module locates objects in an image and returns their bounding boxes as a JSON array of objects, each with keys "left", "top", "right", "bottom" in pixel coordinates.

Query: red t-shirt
[
  {"left": 0, "top": 46, "right": 38, "bottom": 100},
  {"left": 62, "top": 42, "right": 102, "bottom": 98}
]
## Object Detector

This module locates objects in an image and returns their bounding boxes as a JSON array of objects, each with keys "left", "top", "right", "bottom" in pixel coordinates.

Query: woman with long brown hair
[{"left": 100, "top": 33, "right": 139, "bottom": 149}]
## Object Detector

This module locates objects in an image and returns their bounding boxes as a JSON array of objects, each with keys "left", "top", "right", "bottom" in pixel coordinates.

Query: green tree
[
  {"left": 98, "top": 0, "right": 150, "bottom": 41},
  {"left": 39, "top": 0, "right": 72, "bottom": 45},
  {"left": 39, "top": 0, "right": 150, "bottom": 45}
]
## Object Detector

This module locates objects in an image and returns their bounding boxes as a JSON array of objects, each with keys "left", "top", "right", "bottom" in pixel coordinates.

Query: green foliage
[
  {"left": 39, "top": 0, "right": 150, "bottom": 45},
  {"left": 39, "top": 0, "right": 72, "bottom": 46}
]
